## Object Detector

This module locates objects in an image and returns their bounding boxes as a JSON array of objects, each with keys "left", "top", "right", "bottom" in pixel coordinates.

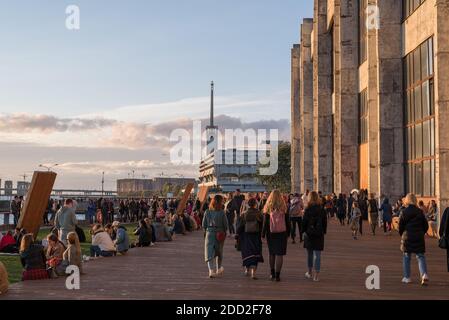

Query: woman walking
[
  {"left": 302, "top": 191, "right": 327, "bottom": 282},
  {"left": 336, "top": 194, "right": 346, "bottom": 226},
  {"left": 439, "top": 207, "right": 449, "bottom": 272},
  {"left": 399, "top": 193, "right": 430, "bottom": 285},
  {"left": 350, "top": 202, "right": 362, "bottom": 240},
  {"left": 380, "top": 198, "right": 393, "bottom": 235},
  {"left": 203, "top": 195, "right": 229, "bottom": 278},
  {"left": 368, "top": 193, "right": 379, "bottom": 236},
  {"left": 262, "top": 190, "right": 290, "bottom": 282},
  {"left": 238, "top": 198, "right": 264, "bottom": 280}
]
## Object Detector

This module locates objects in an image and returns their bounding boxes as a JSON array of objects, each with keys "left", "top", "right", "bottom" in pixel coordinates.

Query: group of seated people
[
  {"left": 16, "top": 230, "right": 83, "bottom": 281},
  {"left": 0, "top": 228, "right": 27, "bottom": 254},
  {"left": 1, "top": 207, "right": 201, "bottom": 282}
]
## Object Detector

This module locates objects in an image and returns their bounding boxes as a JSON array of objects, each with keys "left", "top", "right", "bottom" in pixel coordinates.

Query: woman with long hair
[
  {"left": 262, "top": 190, "right": 290, "bottom": 282},
  {"left": 302, "top": 191, "right": 327, "bottom": 282},
  {"left": 20, "top": 234, "right": 48, "bottom": 281},
  {"left": 202, "top": 194, "right": 229, "bottom": 278}
]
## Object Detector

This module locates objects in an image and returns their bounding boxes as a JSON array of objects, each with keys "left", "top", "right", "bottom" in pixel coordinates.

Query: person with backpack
[
  {"left": 262, "top": 190, "right": 290, "bottom": 282},
  {"left": 302, "top": 191, "right": 327, "bottom": 282},
  {"left": 439, "top": 207, "right": 449, "bottom": 272},
  {"left": 399, "top": 193, "right": 430, "bottom": 285},
  {"left": 367, "top": 193, "right": 379, "bottom": 236},
  {"left": 289, "top": 193, "right": 304, "bottom": 244},
  {"left": 237, "top": 198, "right": 264, "bottom": 280}
]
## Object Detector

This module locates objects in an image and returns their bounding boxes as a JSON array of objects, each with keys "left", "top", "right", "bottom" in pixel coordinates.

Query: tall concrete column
[
  {"left": 291, "top": 44, "right": 301, "bottom": 194},
  {"left": 435, "top": 0, "right": 449, "bottom": 216},
  {"left": 300, "top": 19, "right": 314, "bottom": 193},
  {"left": 313, "top": 0, "right": 334, "bottom": 193},
  {"left": 365, "top": 0, "right": 404, "bottom": 201},
  {"left": 333, "top": 0, "right": 359, "bottom": 195}
]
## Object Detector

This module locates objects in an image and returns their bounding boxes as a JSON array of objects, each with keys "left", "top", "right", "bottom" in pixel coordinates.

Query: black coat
[
  {"left": 440, "top": 209, "right": 449, "bottom": 239},
  {"left": 399, "top": 205, "right": 429, "bottom": 254},
  {"left": 302, "top": 205, "right": 327, "bottom": 251}
]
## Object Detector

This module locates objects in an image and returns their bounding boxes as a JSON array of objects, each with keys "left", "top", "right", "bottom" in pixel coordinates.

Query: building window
[
  {"left": 359, "top": 89, "right": 368, "bottom": 144},
  {"left": 403, "top": 0, "right": 426, "bottom": 20},
  {"left": 405, "top": 37, "right": 435, "bottom": 197},
  {"left": 359, "top": 0, "right": 367, "bottom": 65}
]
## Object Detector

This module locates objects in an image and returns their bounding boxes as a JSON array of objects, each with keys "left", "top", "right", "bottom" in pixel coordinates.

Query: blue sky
[{"left": 0, "top": 0, "right": 313, "bottom": 189}]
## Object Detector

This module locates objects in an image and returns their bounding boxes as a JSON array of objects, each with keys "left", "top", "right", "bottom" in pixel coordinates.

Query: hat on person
[{"left": 112, "top": 221, "right": 120, "bottom": 228}]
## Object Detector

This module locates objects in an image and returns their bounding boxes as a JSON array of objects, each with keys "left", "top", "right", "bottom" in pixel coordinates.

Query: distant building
[
  {"left": 198, "top": 82, "right": 266, "bottom": 194},
  {"left": 17, "top": 181, "right": 31, "bottom": 197},
  {"left": 4, "top": 181, "right": 13, "bottom": 196},
  {"left": 117, "top": 177, "right": 197, "bottom": 197},
  {"left": 199, "top": 149, "right": 266, "bottom": 193}
]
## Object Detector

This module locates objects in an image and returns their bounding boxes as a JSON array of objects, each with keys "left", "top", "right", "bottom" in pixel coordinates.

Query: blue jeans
[
  {"left": 90, "top": 245, "right": 115, "bottom": 257},
  {"left": 403, "top": 253, "right": 428, "bottom": 279},
  {"left": 307, "top": 250, "right": 321, "bottom": 272}
]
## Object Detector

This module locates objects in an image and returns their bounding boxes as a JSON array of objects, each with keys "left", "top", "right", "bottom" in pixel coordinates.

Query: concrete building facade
[{"left": 291, "top": 0, "right": 449, "bottom": 218}]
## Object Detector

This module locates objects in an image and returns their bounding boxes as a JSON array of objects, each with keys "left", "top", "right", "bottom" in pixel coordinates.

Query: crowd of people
[
  {"left": 0, "top": 188, "right": 448, "bottom": 288},
  {"left": 203, "top": 189, "right": 449, "bottom": 286}
]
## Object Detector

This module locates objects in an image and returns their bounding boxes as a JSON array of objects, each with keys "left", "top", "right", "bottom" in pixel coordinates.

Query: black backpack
[{"left": 307, "top": 213, "right": 323, "bottom": 237}]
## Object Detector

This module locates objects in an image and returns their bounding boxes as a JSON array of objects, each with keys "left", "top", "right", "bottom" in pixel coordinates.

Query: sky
[{"left": 0, "top": 0, "right": 313, "bottom": 190}]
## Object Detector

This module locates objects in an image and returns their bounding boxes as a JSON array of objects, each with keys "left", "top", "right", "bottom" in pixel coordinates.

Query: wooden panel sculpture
[
  {"left": 197, "top": 186, "right": 210, "bottom": 212},
  {"left": 18, "top": 171, "right": 57, "bottom": 238},
  {"left": 176, "top": 183, "right": 195, "bottom": 215}
]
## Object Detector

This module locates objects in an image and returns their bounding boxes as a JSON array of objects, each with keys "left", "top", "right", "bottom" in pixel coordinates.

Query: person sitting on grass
[
  {"left": 56, "top": 231, "right": 83, "bottom": 276},
  {"left": 132, "top": 220, "right": 152, "bottom": 247},
  {"left": 46, "top": 234, "right": 66, "bottom": 277},
  {"left": 104, "top": 223, "right": 116, "bottom": 241},
  {"left": 0, "top": 261, "right": 8, "bottom": 295},
  {"left": 144, "top": 218, "right": 156, "bottom": 245},
  {"left": 172, "top": 213, "right": 186, "bottom": 235},
  {"left": 0, "top": 231, "right": 19, "bottom": 253},
  {"left": 90, "top": 224, "right": 116, "bottom": 258},
  {"left": 112, "top": 221, "right": 130, "bottom": 254},
  {"left": 13, "top": 228, "right": 26, "bottom": 248},
  {"left": 20, "top": 234, "right": 49, "bottom": 281},
  {"left": 153, "top": 217, "right": 173, "bottom": 242}
]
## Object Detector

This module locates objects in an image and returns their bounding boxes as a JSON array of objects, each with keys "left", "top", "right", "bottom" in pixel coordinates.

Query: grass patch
[{"left": 0, "top": 223, "right": 139, "bottom": 284}]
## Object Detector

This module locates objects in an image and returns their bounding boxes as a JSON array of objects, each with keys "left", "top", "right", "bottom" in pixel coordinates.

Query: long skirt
[
  {"left": 204, "top": 231, "right": 224, "bottom": 262},
  {"left": 240, "top": 232, "right": 264, "bottom": 268}
]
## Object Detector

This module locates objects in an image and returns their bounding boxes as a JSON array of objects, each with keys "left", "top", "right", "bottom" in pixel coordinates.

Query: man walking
[
  {"left": 54, "top": 198, "right": 77, "bottom": 246},
  {"left": 10, "top": 196, "right": 19, "bottom": 227}
]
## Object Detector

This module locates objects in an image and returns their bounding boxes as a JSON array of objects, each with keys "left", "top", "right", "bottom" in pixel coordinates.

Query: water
[{"left": 0, "top": 213, "right": 87, "bottom": 225}]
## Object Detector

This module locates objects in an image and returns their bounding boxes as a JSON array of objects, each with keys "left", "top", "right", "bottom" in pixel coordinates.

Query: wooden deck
[{"left": 1, "top": 220, "right": 448, "bottom": 300}]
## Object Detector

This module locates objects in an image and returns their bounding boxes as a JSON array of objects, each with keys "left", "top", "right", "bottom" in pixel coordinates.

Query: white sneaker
[
  {"left": 305, "top": 272, "right": 312, "bottom": 279},
  {"left": 421, "top": 275, "right": 429, "bottom": 286},
  {"left": 216, "top": 267, "right": 224, "bottom": 277},
  {"left": 208, "top": 270, "right": 217, "bottom": 278},
  {"left": 402, "top": 277, "right": 412, "bottom": 284},
  {"left": 313, "top": 275, "right": 320, "bottom": 282}
]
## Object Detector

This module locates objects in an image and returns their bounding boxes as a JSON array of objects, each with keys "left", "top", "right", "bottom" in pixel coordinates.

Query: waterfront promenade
[{"left": 1, "top": 220, "right": 448, "bottom": 300}]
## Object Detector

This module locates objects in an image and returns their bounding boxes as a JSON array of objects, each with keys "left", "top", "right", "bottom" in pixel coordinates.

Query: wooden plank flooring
[{"left": 1, "top": 220, "right": 448, "bottom": 300}]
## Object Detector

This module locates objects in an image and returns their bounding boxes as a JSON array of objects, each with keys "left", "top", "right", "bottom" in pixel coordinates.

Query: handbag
[
  {"left": 439, "top": 213, "right": 449, "bottom": 249},
  {"left": 216, "top": 231, "right": 226, "bottom": 242}
]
